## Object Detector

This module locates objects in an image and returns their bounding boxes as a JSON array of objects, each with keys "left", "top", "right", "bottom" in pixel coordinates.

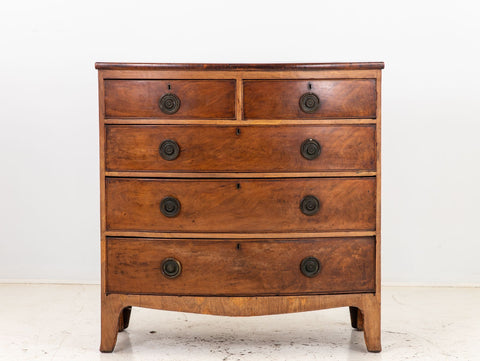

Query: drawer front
[
  {"left": 104, "top": 80, "right": 236, "bottom": 119},
  {"left": 105, "top": 178, "right": 375, "bottom": 233},
  {"left": 243, "top": 79, "right": 376, "bottom": 119},
  {"left": 106, "top": 237, "right": 375, "bottom": 295},
  {"left": 106, "top": 125, "right": 376, "bottom": 173}
]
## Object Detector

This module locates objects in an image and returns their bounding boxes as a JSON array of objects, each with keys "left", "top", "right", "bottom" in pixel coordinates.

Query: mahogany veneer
[
  {"left": 96, "top": 62, "right": 384, "bottom": 353},
  {"left": 106, "top": 237, "right": 375, "bottom": 295},
  {"left": 105, "top": 125, "right": 376, "bottom": 172},
  {"left": 105, "top": 177, "right": 376, "bottom": 233},
  {"left": 105, "top": 80, "right": 236, "bottom": 119},
  {"left": 243, "top": 79, "right": 376, "bottom": 119}
]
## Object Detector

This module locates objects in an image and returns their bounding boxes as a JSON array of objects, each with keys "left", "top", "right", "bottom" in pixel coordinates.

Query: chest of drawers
[{"left": 96, "top": 62, "right": 384, "bottom": 353}]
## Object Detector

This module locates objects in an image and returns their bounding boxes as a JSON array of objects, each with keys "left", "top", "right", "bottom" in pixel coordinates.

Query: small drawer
[
  {"left": 106, "top": 237, "right": 375, "bottom": 295},
  {"left": 104, "top": 79, "right": 236, "bottom": 119},
  {"left": 105, "top": 177, "right": 376, "bottom": 233},
  {"left": 105, "top": 125, "right": 376, "bottom": 173},
  {"left": 243, "top": 79, "right": 376, "bottom": 119}
]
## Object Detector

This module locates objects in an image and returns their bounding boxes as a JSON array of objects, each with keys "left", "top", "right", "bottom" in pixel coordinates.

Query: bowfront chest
[{"left": 96, "top": 62, "right": 384, "bottom": 353}]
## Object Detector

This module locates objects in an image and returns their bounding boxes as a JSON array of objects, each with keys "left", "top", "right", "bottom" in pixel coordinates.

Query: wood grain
[
  {"left": 243, "top": 79, "right": 376, "bottom": 119},
  {"left": 100, "top": 292, "right": 379, "bottom": 352},
  {"left": 100, "top": 69, "right": 380, "bottom": 81},
  {"left": 105, "top": 125, "right": 376, "bottom": 173},
  {"left": 235, "top": 77, "right": 243, "bottom": 120},
  {"left": 375, "top": 70, "right": 382, "bottom": 296},
  {"left": 98, "top": 71, "right": 107, "bottom": 297},
  {"left": 109, "top": 293, "right": 377, "bottom": 317},
  {"left": 104, "top": 80, "right": 235, "bottom": 119},
  {"left": 106, "top": 237, "right": 375, "bottom": 296},
  {"left": 105, "top": 177, "right": 376, "bottom": 233},
  {"left": 362, "top": 295, "right": 382, "bottom": 352},
  {"left": 97, "top": 62, "right": 383, "bottom": 353}
]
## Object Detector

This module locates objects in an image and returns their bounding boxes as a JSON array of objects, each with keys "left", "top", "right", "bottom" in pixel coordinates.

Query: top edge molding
[{"left": 95, "top": 62, "right": 385, "bottom": 71}]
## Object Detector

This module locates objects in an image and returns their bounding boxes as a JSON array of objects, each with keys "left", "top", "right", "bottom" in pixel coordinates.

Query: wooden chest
[{"left": 96, "top": 62, "right": 384, "bottom": 353}]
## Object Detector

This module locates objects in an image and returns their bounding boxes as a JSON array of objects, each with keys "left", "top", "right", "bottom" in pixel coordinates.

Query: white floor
[{"left": 0, "top": 285, "right": 479, "bottom": 361}]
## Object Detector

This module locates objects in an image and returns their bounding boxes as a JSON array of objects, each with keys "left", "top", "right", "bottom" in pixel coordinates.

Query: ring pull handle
[
  {"left": 301, "top": 139, "right": 321, "bottom": 160},
  {"left": 161, "top": 258, "right": 182, "bottom": 278},
  {"left": 300, "top": 195, "right": 320, "bottom": 216},
  {"left": 300, "top": 256, "right": 321, "bottom": 277},
  {"left": 160, "top": 197, "right": 181, "bottom": 217},
  {"left": 299, "top": 92, "right": 320, "bottom": 113},
  {"left": 159, "top": 93, "right": 181, "bottom": 114},
  {"left": 159, "top": 140, "right": 180, "bottom": 160}
]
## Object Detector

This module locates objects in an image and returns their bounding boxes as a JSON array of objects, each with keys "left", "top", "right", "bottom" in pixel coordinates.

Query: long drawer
[
  {"left": 105, "top": 177, "right": 376, "bottom": 233},
  {"left": 106, "top": 237, "right": 376, "bottom": 295},
  {"left": 105, "top": 125, "right": 376, "bottom": 173}
]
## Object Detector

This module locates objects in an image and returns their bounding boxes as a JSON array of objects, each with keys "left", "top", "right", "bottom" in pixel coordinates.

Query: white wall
[{"left": 0, "top": 0, "right": 479, "bottom": 285}]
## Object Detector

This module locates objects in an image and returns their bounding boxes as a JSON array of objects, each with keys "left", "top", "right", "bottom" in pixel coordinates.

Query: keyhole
[
  {"left": 236, "top": 128, "right": 241, "bottom": 136},
  {"left": 236, "top": 243, "right": 241, "bottom": 250},
  {"left": 236, "top": 183, "right": 241, "bottom": 189},
  {"left": 168, "top": 84, "right": 171, "bottom": 90},
  {"left": 308, "top": 82, "right": 312, "bottom": 90}
]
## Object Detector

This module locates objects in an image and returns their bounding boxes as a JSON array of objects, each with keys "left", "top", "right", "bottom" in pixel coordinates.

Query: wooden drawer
[
  {"left": 106, "top": 237, "right": 375, "bottom": 295},
  {"left": 243, "top": 79, "right": 376, "bottom": 119},
  {"left": 105, "top": 125, "right": 376, "bottom": 173},
  {"left": 104, "top": 80, "right": 236, "bottom": 119},
  {"left": 105, "top": 177, "right": 376, "bottom": 233}
]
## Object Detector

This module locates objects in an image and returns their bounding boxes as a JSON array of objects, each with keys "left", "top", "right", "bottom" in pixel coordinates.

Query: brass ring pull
[
  {"left": 300, "top": 256, "right": 321, "bottom": 277},
  {"left": 300, "top": 195, "right": 320, "bottom": 216},
  {"left": 159, "top": 140, "right": 180, "bottom": 160},
  {"left": 301, "top": 139, "right": 321, "bottom": 160},
  {"left": 161, "top": 258, "right": 182, "bottom": 278},
  {"left": 160, "top": 197, "right": 181, "bottom": 217},
  {"left": 159, "top": 93, "right": 181, "bottom": 114},
  {"left": 299, "top": 92, "right": 320, "bottom": 113}
]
